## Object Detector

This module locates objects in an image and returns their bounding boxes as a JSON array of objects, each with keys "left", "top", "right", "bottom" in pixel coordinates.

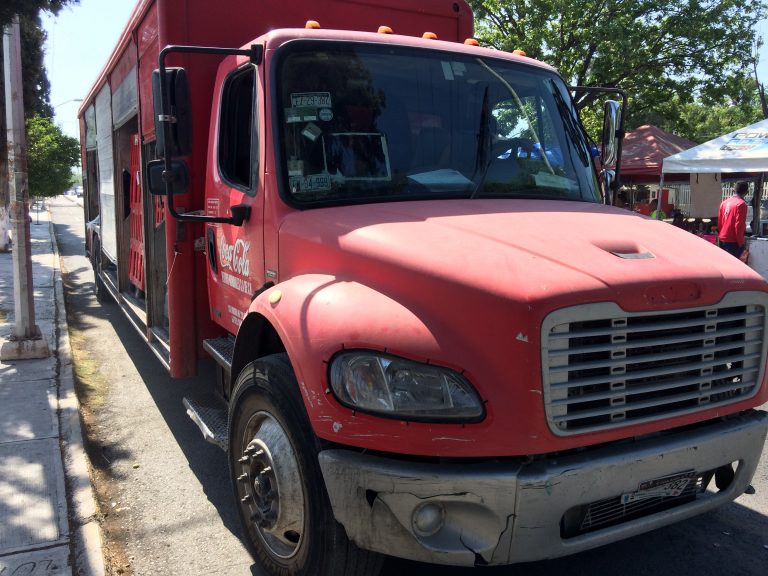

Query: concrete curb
[{"left": 49, "top": 212, "right": 106, "bottom": 576}]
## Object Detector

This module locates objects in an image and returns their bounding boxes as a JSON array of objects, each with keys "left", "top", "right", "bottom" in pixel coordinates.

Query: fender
[{"left": 231, "top": 273, "right": 492, "bottom": 454}]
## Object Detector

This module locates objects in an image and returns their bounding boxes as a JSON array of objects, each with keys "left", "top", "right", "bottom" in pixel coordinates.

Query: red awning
[{"left": 621, "top": 125, "right": 697, "bottom": 181}]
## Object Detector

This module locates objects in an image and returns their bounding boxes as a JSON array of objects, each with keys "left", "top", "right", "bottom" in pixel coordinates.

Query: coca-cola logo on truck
[{"left": 218, "top": 235, "right": 250, "bottom": 276}]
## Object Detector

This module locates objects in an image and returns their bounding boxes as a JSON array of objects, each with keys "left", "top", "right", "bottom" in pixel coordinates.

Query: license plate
[{"left": 621, "top": 471, "right": 695, "bottom": 504}]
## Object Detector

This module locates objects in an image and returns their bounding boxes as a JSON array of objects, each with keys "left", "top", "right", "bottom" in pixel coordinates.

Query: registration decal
[
  {"left": 621, "top": 471, "right": 695, "bottom": 504},
  {"left": 290, "top": 174, "right": 332, "bottom": 194},
  {"left": 291, "top": 92, "right": 332, "bottom": 108}
]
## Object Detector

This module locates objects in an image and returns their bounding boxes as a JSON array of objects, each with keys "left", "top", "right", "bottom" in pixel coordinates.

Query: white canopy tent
[
  {"left": 662, "top": 118, "right": 768, "bottom": 279},
  {"left": 663, "top": 118, "right": 768, "bottom": 174},
  {"left": 659, "top": 118, "right": 768, "bottom": 221}
]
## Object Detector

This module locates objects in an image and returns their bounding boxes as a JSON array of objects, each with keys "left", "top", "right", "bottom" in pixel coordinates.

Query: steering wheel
[{"left": 491, "top": 138, "right": 535, "bottom": 160}]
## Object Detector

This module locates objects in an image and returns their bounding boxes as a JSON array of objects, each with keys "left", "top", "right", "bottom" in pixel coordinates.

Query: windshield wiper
[
  {"left": 469, "top": 86, "right": 492, "bottom": 199},
  {"left": 551, "top": 84, "right": 589, "bottom": 167}
]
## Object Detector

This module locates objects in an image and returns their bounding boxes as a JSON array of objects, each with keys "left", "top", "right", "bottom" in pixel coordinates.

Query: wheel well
[{"left": 230, "top": 312, "right": 286, "bottom": 398}]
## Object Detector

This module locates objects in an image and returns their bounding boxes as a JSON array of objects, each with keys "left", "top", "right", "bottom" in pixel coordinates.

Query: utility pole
[
  {"left": 0, "top": 36, "right": 8, "bottom": 252},
  {"left": 0, "top": 16, "right": 50, "bottom": 360}
]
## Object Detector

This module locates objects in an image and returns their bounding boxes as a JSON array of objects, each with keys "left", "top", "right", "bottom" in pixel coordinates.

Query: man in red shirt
[{"left": 718, "top": 181, "right": 749, "bottom": 258}]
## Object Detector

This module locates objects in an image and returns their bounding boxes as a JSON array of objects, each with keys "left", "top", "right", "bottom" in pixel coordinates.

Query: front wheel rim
[{"left": 235, "top": 410, "right": 306, "bottom": 560}]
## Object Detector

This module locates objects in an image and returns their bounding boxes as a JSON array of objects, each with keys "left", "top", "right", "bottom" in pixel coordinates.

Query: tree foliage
[
  {"left": 1, "top": 1, "right": 80, "bottom": 210},
  {"left": 19, "top": 14, "right": 54, "bottom": 118},
  {"left": 0, "top": 1, "right": 75, "bottom": 28},
  {"left": 635, "top": 76, "right": 764, "bottom": 143},
  {"left": 26, "top": 115, "right": 80, "bottom": 199},
  {"left": 1, "top": 1, "right": 79, "bottom": 117},
  {"left": 673, "top": 100, "right": 763, "bottom": 143},
  {"left": 467, "top": 0, "right": 766, "bottom": 134}
]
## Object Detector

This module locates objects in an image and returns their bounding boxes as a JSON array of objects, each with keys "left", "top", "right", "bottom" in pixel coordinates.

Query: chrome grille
[{"left": 542, "top": 292, "right": 768, "bottom": 435}]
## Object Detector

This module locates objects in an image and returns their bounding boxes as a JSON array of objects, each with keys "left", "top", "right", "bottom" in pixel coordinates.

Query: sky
[
  {"left": 42, "top": 1, "right": 768, "bottom": 140},
  {"left": 42, "top": 0, "right": 136, "bottom": 139}
]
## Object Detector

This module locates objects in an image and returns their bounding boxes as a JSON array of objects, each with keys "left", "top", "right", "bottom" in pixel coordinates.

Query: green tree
[
  {"left": 467, "top": 0, "right": 765, "bottom": 136},
  {"left": 0, "top": 1, "right": 75, "bottom": 27},
  {"left": 26, "top": 115, "right": 80, "bottom": 199},
  {"left": 19, "top": 14, "right": 54, "bottom": 118},
  {"left": 1, "top": 1, "right": 80, "bottom": 218},
  {"left": 1, "top": 1, "right": 80, "bottom": 117},
  {"left": 635, "top": 76, "right": 764, "bottom": 142}
]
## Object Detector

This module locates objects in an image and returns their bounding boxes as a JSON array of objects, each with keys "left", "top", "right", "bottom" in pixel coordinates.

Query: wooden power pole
[
  {"left": 0, "top": 16, "right": 50, "bottom": 360},
  {"left": 0, "top": 30, "right": 9, "bottom": 252}
]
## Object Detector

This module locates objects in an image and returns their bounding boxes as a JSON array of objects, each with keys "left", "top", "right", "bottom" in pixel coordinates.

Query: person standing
[
  {"left": 649, "top": 198, "right": 666, "bottom": 220},
  {"left": 718, "top": 181, "right": 749, "bottom": 258}
]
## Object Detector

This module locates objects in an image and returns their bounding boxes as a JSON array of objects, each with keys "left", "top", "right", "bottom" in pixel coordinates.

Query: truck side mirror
[
  {"left": 600, "top": 100, "right": 620, "bottom": 167},
  {"left": 147, "top": 158, "right": 189, "bottom": 196},
  {"left": 152, "top": 67, "right": 192, "bottom": 158}
]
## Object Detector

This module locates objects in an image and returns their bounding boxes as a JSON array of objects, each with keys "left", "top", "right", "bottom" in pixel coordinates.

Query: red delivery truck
[{"left": 79, "top": 1, "right": 768, "bottom": 574}]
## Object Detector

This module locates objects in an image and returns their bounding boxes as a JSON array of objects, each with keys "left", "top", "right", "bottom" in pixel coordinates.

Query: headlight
[{"left": 329, "top": 351, "right": 484, "bottom": 422}]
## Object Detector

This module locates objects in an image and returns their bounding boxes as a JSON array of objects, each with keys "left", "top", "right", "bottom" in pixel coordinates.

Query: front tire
[{"left": 228, "top": 354, "right": 382, "bottom": 576}]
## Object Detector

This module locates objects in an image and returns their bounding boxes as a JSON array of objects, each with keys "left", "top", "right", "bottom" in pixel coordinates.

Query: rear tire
[
  {"left": 228, "top": 354, "right": 383, "bottom": 576},
  {"left": 91, "top": 237, "right": 106, "bottom": 302}
]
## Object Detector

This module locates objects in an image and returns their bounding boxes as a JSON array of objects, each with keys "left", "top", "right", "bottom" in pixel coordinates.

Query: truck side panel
[
  {"left": 94, "top": 86, "right": 116, "bottom": 261},
  {"left": 138, "top": 3, "right": 160, "bottom": 143}
]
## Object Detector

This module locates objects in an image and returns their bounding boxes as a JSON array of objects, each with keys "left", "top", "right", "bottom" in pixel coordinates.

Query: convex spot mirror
[
  {"left": 147, "top": 159, "right": 189, "bottom": 196},
  {"left": 152, "top": 67, "right": 192, "bottom": 158},
  {"left": 601, "top": 100, "right": 621, "bottom": 167}
]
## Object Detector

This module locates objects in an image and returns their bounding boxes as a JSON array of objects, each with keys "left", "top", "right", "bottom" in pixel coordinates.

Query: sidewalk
[{"left": 0, "top": 204, "right": 104, "bottom": 576}]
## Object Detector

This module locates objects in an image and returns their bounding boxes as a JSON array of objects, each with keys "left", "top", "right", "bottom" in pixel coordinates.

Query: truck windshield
[{"left": 275, "top": 41, "right": 600, "bottom": 206}]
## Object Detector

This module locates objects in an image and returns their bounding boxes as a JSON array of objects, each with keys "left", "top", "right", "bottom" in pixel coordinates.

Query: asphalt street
[{"left": 50, "top": 196, "right": 768, "bottom": 576}]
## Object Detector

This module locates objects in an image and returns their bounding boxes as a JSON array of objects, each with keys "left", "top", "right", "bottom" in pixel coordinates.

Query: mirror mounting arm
[
  {"left": 167, "top": 197, "right": 251, "bottom": 226},
  {"left": 156, "top": 43, "right": 262, "bottom": 227}
]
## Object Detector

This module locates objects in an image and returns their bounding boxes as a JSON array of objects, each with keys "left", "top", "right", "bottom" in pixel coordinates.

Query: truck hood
[
  {"left": 277, "top": 199, "right": 768, "bottom": 457},
  {"left": 279, "top": 199, "right": 766, "bottom": 311}
]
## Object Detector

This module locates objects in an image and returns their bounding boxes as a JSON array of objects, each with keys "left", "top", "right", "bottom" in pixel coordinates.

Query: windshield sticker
[
  {"left": 319, "top": 108, "right": 333, "bottom": 122},
  {"left": 290, "top": 174, "right": 332, "bottom": 194},
  {"left": 291, "top": 92, "right": 332, "bottom": 108},
  {"left": 287, "top": 158, "right": 304, "bottom": 176},
  {"left": 302, "top": 122, "right": 322, "bottom": 141},
  {"left": 286, "top": 107, "right": 319, "bottom": 123}
]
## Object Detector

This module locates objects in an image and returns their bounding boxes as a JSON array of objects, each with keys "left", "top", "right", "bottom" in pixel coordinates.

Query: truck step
[
  {"left": 203, "top": 335, "right": 235, "bottom": 375},
  {"left": 182, "top": 396, "right": 229, "bottom": 451}
]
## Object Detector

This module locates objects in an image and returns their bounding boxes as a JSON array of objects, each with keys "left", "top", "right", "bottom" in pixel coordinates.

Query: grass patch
[{"left": 68, "top": 324, "right": 109, "bottom": 409}]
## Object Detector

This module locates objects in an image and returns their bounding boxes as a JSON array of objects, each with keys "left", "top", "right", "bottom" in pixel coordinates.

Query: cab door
[{"left": 205, "top": 60, "right": 265, "bottom": 334}]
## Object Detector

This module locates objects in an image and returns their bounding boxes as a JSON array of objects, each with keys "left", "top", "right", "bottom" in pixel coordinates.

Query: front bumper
[{"left": 318, "top": 410, "right": 768, "bottom": 566}]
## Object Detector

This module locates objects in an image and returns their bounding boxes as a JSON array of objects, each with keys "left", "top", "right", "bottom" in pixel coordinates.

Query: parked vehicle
[{"left": 79, "top": 1, "right": 768, "bottom": 575}]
